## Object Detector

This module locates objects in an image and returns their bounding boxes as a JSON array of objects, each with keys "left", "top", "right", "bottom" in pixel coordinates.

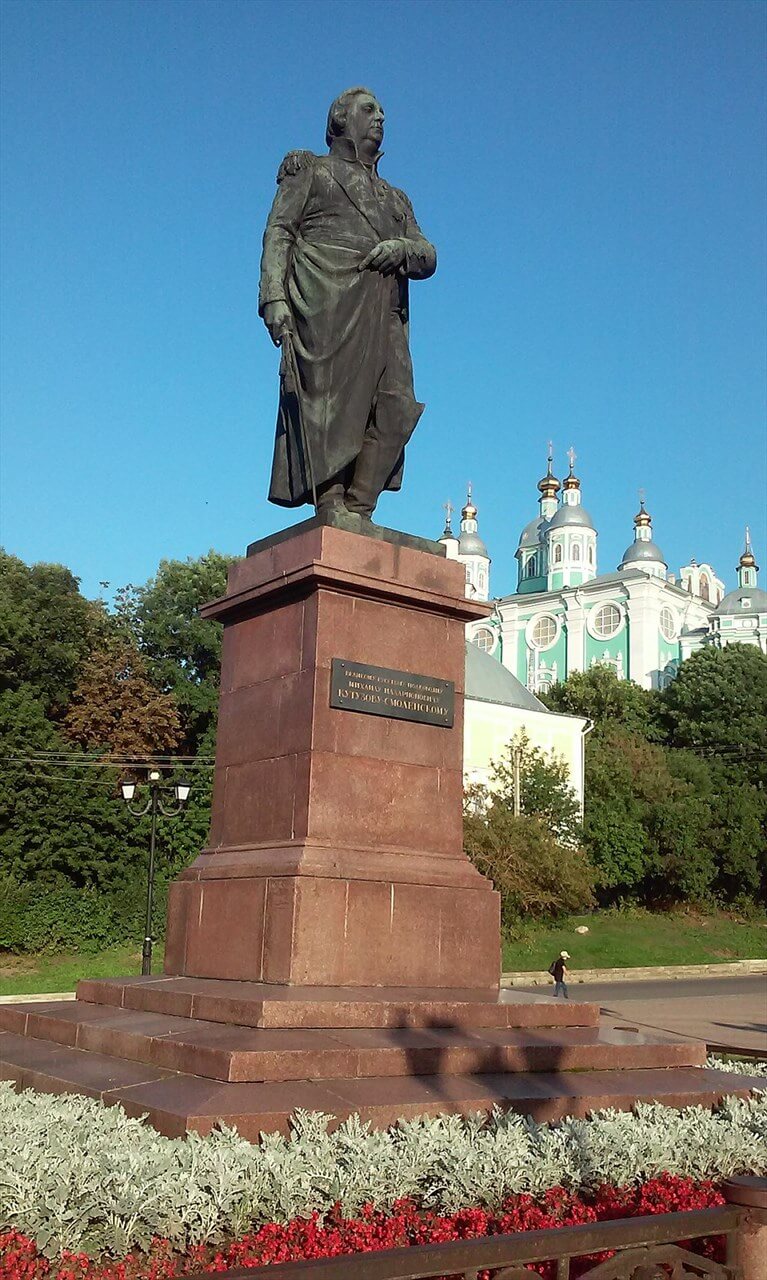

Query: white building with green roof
[{"left": 442, "top": 451, "right": 761, "bottom": 695}]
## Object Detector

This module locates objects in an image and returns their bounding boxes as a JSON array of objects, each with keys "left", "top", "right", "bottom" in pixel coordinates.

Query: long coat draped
[{"left": 259, "top": 141, "right": 436, "bottom": 507}]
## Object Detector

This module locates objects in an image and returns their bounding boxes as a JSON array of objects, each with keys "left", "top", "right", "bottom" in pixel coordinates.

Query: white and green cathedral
[{"left": 440, "top": 451, "right": 767, "bottom": 694}]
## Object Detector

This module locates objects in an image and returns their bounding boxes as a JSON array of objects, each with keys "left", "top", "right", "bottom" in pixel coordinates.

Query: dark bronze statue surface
[{"left": 259, "top": 87, "right": 436, "bottom": 522}]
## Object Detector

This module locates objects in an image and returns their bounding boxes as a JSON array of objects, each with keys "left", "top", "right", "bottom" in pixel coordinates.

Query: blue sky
[{"left": 1, "top": 0, "right": 765, "bottom": 601}]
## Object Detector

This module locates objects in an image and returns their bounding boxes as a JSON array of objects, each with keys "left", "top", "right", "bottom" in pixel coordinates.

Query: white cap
[{"left": 560, "top": 950, "right": 570, "bottom": 959}]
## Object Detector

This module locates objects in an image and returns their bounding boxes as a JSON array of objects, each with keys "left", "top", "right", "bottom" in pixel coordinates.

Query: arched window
[
  {"left": 572, "top": 543, "right": 581, "bottom": 562},
  {"left": 553, "top": 543, "right": 563, "bottom": 564},
  {"left": 659, "top": 607, "right": 677, "bottom": 642},
  {"left": 530, "top": 615, "right": 558, "bottom": 650},
  {"left": 526, "top": 555, "right": 537, "bottom": 577},
  {"left": 588, "top": 544, "right": 594, "bottom": 565},
  {"left": 699, "top": 573, "right": 710, "bottom": 602},
  {"left": 473, "top": 627, "right": 494, "bottom": 653},
  {"left": 590, "top": 603, "right": 622, "bottom": 639}
]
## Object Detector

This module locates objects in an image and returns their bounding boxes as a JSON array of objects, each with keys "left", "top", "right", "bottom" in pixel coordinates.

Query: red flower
[{"left": 0, "top": 1178, "right": 726, "bottom": 1280}]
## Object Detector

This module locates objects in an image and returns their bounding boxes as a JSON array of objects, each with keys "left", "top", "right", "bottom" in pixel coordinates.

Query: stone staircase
[{"left": 1, "top": 975, "right": 760, "bottom": 1141}]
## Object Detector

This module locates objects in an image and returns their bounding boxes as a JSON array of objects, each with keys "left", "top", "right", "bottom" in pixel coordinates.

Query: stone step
[
  {"left": 75, "top": 976, "right": 600, "bottom": 1030},
  {"left": 0, "top": 1028, "right": 758, "bottom": 1142},
  {"left": 0, "top": 1000, "right": 705, "bottom": 1083}
]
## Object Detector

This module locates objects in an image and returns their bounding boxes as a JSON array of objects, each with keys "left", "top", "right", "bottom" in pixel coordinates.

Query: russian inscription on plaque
[{"left": 330, "top": 659, "right": 454, "bottom": 727}]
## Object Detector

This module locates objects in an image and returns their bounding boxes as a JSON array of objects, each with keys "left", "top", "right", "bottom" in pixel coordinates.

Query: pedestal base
[
  {"left": 165, "top": 523, "right": 500, "bottom": 989},
  {"left": 165, "top": 872, "right": 500, "bottom": 987}
]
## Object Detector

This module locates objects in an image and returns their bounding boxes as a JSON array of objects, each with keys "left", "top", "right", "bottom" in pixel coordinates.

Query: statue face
[{"left": 343, "top": 92, "right": 384, "bottom": 155}]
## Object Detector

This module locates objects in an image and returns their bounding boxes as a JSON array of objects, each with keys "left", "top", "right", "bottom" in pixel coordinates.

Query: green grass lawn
[
  {"left": 1, "top": 911, "right": 764, "bottom": 995},
  {"left": 0, "top": 943, "right": 165, "bottom": 998},
  {"left": 502, "top": 909, "right": 767, "bottom": 972}
]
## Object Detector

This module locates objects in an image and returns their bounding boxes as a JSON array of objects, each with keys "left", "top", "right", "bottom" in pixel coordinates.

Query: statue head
[{"left": 326, "top": 87, "right": 384, "bottom": 159}]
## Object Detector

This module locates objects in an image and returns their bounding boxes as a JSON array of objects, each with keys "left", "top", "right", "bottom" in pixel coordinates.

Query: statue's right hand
[{"left": 263, "top": 301, "right": 293, "bottom": 346}]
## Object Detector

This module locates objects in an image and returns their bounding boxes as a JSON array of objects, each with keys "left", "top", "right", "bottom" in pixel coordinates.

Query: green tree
[
  {"left": 464, "top": 806, "right": 595, "bottom": 930},
  {"left": 657, "top": 644, "right": 767, "bottom": 787},
  {"left": 0, "top": 686, "right": 142, "bottom": 890},
  {"left": 541, "top": 665, "right": 658, "bottom": 740},
  {"left": 582, "top": 729, "right": 650, "bottom": 897},
  {"left": 134, "top": 552, "right": 236, "bottom": 752},
  {"left": 489, "top": 731, "right": 583, "bottom": 846},
  {"left": 584, "top": 729, "right": 722, "bottom": 906},
  {"left": 0, "top": 552, "right": 108, "bottom": 716},
  {"left": 464, "top": 734, "right": 594, "bottom": 929},
  {"left": 666, "top": 752, "right": 766, "bottom": 905}
]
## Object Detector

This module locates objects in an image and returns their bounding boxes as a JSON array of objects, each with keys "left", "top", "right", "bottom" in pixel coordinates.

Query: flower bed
[
  {"left": 0, "top": 1060, "right": 764, "bottom": 1267},
  {"left": 0, "top": 1176, "right": 727, "bottom": 1280}
]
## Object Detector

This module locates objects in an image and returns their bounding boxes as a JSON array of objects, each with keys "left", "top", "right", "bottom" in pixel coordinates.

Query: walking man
[{"left": 550, "top": 950, "right": 570, "bottom": 999}]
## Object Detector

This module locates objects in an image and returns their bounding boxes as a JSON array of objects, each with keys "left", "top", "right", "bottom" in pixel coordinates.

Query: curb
[
  {"left": 501, "top": 959, "right": 767, "bottom": 986},
  {"left": 0, "top": 992, "right": 76, "bottom": 1004}
]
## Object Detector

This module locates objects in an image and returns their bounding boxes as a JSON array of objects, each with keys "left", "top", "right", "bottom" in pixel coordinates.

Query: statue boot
[{"left": 345, "top": 392, "right": 424, "bottom": 518}]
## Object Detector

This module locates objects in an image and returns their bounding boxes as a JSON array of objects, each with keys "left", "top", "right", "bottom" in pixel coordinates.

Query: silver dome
[
  {"left": 620, "top": 540, "right": 667, "bottom": 567},
  {"left": 458, "top": 531, "right": 489, "bottom": 558},
  {"left": 517, "top": 515, "right": 549, "bottom": 551},
  {"left": 547, "top": 504, "right": 596, "bottom": 532},
  {"left": 713, "top": 586, "right": 767, "bottom": 616}
]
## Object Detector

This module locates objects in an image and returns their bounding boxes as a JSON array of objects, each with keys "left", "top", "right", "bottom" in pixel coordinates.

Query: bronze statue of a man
[{"left": 259, "top": 87, "right": 436, "bottom": 521}]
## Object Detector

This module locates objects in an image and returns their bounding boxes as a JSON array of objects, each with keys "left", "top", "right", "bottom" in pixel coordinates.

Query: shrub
[
  {"left": 464, "top": 807, "right": 595, "bottom": 929},
  {"left": 0, "top": 879, "right": 170, "bottom": 954},
  {"left": 0, "top": 1077, "right": 763, "bottom": 1258}
]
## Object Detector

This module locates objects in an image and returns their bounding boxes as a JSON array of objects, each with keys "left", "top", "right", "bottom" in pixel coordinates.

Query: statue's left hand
[{"left": 358, "top": 239, "right": 407, "bottom": 275}]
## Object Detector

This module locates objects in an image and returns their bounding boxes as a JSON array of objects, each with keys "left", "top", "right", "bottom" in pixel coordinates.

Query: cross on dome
[
  {"left": 563, "top": 446, "right": 580, "bottom": 491},
  {"left": 538, "top": 444, "right": 560, "bottom": 496},
  {"left": 740, "top": 525, "right": 758, "bottom": 570},
  {"left": 634, "top": 490, "right": 652, "bottom": 526},
  {"left": 440, "top": 498, "right": 455, "bottom": 539}
]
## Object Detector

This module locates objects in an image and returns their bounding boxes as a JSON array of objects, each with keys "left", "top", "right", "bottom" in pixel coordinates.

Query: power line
[
  {"left": 0, "top": 754, "right": 214, "bottom": 769},
  {"left": 2, "top": 750, "right": 215, "bottom": 762}
]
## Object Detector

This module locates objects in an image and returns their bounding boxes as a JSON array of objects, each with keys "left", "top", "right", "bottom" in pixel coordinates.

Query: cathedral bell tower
[
  {"left": 738, "top": 527, "right": 759, "bottom": 588},
  {"left": 516, "top": 444, "right": 559, "bottom": 593},
  {"left": 456, "top": 485, "right": 491, "bottom": 600},
  {"left": 545, "top": 449, "right": 597, "bottom": 588},
  {"left": 618, "top": 493, "right": 668, "bottom": 579}
]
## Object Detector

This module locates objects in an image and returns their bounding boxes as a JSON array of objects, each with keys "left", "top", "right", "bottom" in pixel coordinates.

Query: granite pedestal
[{"left": 164, "top": 522, "right": 501, "bottom": 989}]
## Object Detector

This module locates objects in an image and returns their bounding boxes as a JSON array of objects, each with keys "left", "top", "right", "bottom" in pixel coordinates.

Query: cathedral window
[
  {"left": 529, "top": 614, "right": 559, "bottom": 650},
  {"left": 588, "top": 544, "right": 594, "bottom": 565},
  {"left": 659, "top": 606, "right": 678, "bottom": 642},
  {"left": 553, "top": 543, "right": 563, "bottom": 565},
  {"left": 590, "top": 602, "right": 622, "bottom": 639},
  {"left": 526, "top": 555, "right": 537, "bottom": 577},
  {"left": 473, "top": 627, "right": 495, "bottom": 653},
  {"left": 572, "top": 543, "right": 581, "bottom": 562},
  {"left": 699, "top": 573, "right": 710, "bottom": 601}
]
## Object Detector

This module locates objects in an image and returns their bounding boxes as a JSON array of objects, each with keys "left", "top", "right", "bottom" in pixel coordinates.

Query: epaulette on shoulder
[
  {"left": 390, "top": 185, "right": 414, "bottom": 214},
  {"left": 276, "top": 150, "right": 317, "bottom": 184}
]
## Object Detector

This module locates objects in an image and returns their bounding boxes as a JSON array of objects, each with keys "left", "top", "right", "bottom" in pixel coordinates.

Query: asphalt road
[
  {"left": 514, "top": 974, "right": 767, "bottom": 1055},
  {"left": 517, "top": 975, "right": 766, "bottom": 1002}
]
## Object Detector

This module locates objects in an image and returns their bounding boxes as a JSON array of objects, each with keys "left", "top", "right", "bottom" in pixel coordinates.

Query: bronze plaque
[{"left": 330, "top": 659, "right": 454, "bottom": 728}]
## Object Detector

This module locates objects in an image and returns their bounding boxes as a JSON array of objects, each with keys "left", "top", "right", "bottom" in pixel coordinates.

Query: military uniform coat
[{"left": 259, "top": 137, "right": 436, "bottom": 507}]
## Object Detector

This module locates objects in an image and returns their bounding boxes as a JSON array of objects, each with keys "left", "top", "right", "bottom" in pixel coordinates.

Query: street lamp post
[{"left": 120, "top": 769, "right": 191, "bottom": 975}]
